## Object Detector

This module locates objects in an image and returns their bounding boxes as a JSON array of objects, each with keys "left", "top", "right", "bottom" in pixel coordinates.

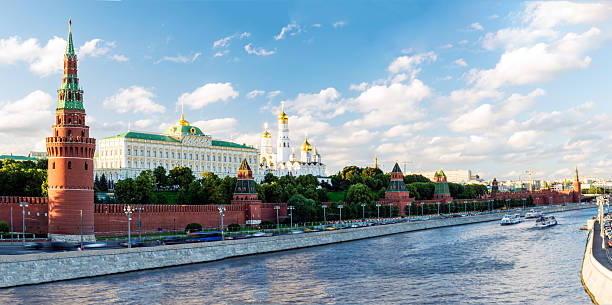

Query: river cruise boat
[
  {"left": 500, "top": 214, "right": 522, "bottom": 226},
  {"left": 535, "top": 216, "right": 557, "bottom": 228},
  {"left": 524, "top": 209, "right": 543, "bottom": 219}
]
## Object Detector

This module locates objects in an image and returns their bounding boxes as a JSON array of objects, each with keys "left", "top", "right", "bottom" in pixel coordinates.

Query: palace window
[
  {"left": 190, "top": 153, "right": 192, "bottom": 160},
  {"left": 52, "top": 162, "right": 55, "bottom": 170},
  {"left": 127, "top": 149, "right": 131, "bottom": 156},
  {"left": 166, "top": 151, "right": 169, "bottom": 158},
  {"left": 68, "top": 161, "right": 72, "bottom": 170},
  {"left": 85, "top": 162, "right": 88, "bottom": 170},
  {"left": 141, "top": 149, "right": 144, "bottom": 156}
]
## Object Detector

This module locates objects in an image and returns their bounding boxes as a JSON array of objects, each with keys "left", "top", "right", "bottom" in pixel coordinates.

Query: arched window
[
  {"left": 55, "top": 130, "right": 58, "bottom": 137},
  {"left": 79, "top": 119, "right": 82, "bottom": 125},
  {"left": 52, "top": 162, "right": 55, "bottom": 169},
  {"left": 68, "top": 161, "right": 72, "bottom": 169},
  {"left": 68, "top": 118, "right": 72, "bottom": 124},
  {"left": 67, "top": 130, "right": 72, "bottom": 137},
  {"left": 85, "top": 162, "right": 88, "bottom": 170}
]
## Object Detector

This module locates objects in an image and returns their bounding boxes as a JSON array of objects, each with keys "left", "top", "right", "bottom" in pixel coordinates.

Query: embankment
[
  {"left": 581, "top": 219, "right": 612, "bottom": 304},
  {"left": 0, "top": 203, "right": 593, "bottom": 288}
]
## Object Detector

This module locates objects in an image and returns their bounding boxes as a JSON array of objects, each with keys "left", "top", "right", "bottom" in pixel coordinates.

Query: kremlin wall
[{"left": 0, "top": 22, "right": 585, "bottom": 240}]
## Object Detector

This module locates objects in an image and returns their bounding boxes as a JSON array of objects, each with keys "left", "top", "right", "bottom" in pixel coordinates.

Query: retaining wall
[
  {"left": 581, "top": 221, "right": 612, "bottom": 304},
  {"left": 0, "top": 203, "right": 593, "bottom": 288}
]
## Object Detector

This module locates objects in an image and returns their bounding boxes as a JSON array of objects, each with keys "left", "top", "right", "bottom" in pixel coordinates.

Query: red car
[{"left": 608, "top": 240, "right": 612, "bottom": 248}]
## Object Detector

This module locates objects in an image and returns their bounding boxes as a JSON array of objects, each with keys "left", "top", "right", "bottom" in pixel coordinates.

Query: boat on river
[
  {"left": 525, "top": 209, "right": 543, "bottom": 219},
  {"left": 535, "top": 216, "right": 557, "bottom": 228},
  {"left": 500, "top": 214, "right": 522, "bottom": 226}
]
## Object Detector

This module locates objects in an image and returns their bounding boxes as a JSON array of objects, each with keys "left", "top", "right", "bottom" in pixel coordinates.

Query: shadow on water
[{"left": 0, "top": 208, "right": 597, "bottom": 305}]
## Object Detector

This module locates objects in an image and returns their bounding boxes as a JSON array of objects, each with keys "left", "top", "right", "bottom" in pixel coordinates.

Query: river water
[{"left": 0, "top": 208, "right": 596, "bottom": 304}]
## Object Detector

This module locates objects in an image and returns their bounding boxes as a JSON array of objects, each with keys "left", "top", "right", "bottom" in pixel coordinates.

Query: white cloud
[
  {"left": 109, "top": 54, "right": 129, "bottom": 62},
  {"left": 471, "top": 22, "right": 484, "bottom": 31},
  {"left": 472, "top": 27, "right": 600, "bottom": 90},
  {"left": 441, "top": 43, "right": 453, "bottom": 49},
  {"left": 244, "top": 43, "right": 276, "bottom": 56},
  {"left": 103, "top": 86, "right": 166, "bottom": 114},
  {"left": 283, "top": 88, "right": 342, "bottom": 118},
  {"left": 213, "top": 32, "right": 251, "bottom": 48},
  {"left": 388, "top": 51, "right": 437, "bottom": 74},
  {"left": 178, "top": 82, "right": 239, "bottom": 110},
  {"left": 458, "top": 40, "right": 469, "bottom": 45},
  {"left": 134, "top": 119, "right": 154, "bottom": 129},
  {"left": 267, "top": 90, "right": 282, "bottom": 98},
  {"left": 333, "top": 21, "right": 346, "bottom": 28},
  {"left": 274, "top": 23, "right": 300, "bottom": 40},
  {"left": 449, "top": 88, "right": 545, "bottom": 132},
  {"left": 213, "top": 50, "right": 229, "bottom": 57},
  {"left": 192, "top": 118, "right": 238, "bottom": 137},
  {"left": 350, "top": 82, "right": 368, "bottom": 91},
  {"left": 78, "top": 39, "right": 113, "bottom": 57},
  {"left": 247, "top": 90, "right": 265, "bottom": 99},
  {"left": 489, "top": 14, "right": 499, "bottom": 19},
  {"left": 155, "top": 52, "right": 201, "bottom": 64},
  {"left": 347, "top": 80, "right": 431, "bottom": 127},
  {"left": 454, "top": 58, "right": 468, "bottom": 67},
  {"left": 523, "top": 1, "right": 612, "bottom": 29},
  {"left": 312, "top": 24, "right": 322, "bottom": 28},
  {"left": 507, "top": 130, "right": 541, "bottom": 148}
]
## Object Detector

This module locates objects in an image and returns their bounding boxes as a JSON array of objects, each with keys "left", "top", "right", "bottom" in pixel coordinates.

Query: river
[{"left": 0, "top": 208, "right": 596, "bottom": 304}]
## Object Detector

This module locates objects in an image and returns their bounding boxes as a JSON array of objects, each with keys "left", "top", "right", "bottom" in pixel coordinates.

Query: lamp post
[
  {"left": 288, "top": 206, "right": 294, "bottom": 228},
  {"left": 505, "top": 198, "right": 510, "bottom": 209},
  {"left": 322, "top": 205, "right": 327, "bottom": 223},
  {"left": 473, "top": 200, "right": 476, "bottom": 212},
  {"left": 522, "top": 198, "right": 526, "bottom": 210},
  {"left": 19, "top": 202, "right": 28, "bottom": 245},
  {"left": 436, "top": 202, "right": 440, "bottom": 215},
  {"left": 123, "top": 205, "right": 134, "bottom": 248},
  {"left": 80, "top": 210, "right": 83, "bottom": 250},
  {"left": 361, "top": 203, "right": 366, "bottom": 221},
  {"left": 421, "top": 202, "right": 424, "bottom": 216},
  {"left": 408, "top": 203, "right": 411, "bottom": 221},
  {"left": 136, "top": 206, "right": 144, "bottom": 241},
  {"left": 274, "top": 206, "right": 280, "bottom": 234},
  {"left": 389, "top": 203, "right": 393, "bottom": 218},
  {"left": 338, "top": 205, "right": 343, "bottom": 223},
  {"left": 376, "top": 204, "right": 381, "bottom": 220},
  {"left": 218, "top": 206, "right": 226, "bottom": 240},
  {"left": 448, "top": 202, "right": 451, "bottom": 214},
  {"left": 463, "top": 201, "right": 467, "bottom": 214}
]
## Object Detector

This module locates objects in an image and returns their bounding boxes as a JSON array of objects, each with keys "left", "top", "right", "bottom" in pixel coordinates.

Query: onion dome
[
  {"left": 262, "top": 129, "right": 271, "bottom": 138},
  {"left": 278, "top": 102, "right": 288, "bottom": 122},
  {"left": 300, "top": 136, "right": 312, "bottom": 152}
]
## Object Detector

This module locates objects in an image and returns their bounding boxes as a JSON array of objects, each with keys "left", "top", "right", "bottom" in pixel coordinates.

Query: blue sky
[{"left": 1, "top": 0, "right": 612, "bottom": 180}]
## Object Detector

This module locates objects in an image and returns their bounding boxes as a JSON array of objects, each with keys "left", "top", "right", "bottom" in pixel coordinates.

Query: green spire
[{"left": 66, "top": 19, "right": 75, "bottom": 56}]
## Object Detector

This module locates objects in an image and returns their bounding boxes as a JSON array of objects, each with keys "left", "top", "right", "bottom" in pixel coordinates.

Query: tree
[
  {"left": 403, "top": 174, "right": 430, "bottom": 184},
  {"left": 0, "top": 221, "right": 8, "bottom": 233},
  {"left": 263, "top": 183, "right": 283, "bottom": 203},
  {"left": 296, "top": 174, "right": 319, "bottom": 188},
  {"left": 134, "top": 170, "right": 156, "bottom": 204},
  {"left": 153, "top": 166, "right": 168, "bottom": 190},
  {"left": 114, "top": 178, "right": 137, "bottom": 205},
  {"left": 263, "top": 173, "right": 278, "bottom": 184},
  {"left": 410, "top": 182, "right": 435, "bottom": 200},
  {"left": 287, "top": 194, "right": 317, "bottom": 223},
  {"left": 99, "top": 174, "right": 109, "bottom": 192},
  {"left": 169, "top": 166, "right": 195, "bottom": 189},
  {"left": 345, "top": 183, "right": 374, "bottom": 204}
]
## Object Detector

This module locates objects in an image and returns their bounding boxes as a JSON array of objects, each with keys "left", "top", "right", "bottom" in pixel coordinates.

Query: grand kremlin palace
[{"left": 94, "top": 114, "right": 260, "bottom": 184}]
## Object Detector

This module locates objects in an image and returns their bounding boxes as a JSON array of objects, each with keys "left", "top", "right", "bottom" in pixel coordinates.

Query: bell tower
[{"left": 45, "top": 20, "right": 96, "bottom": 242}]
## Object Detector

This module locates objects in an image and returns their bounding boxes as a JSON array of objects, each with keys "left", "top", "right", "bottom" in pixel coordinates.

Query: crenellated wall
[{"left": 0, "top": 196, "right": 49, "bottom": 234}]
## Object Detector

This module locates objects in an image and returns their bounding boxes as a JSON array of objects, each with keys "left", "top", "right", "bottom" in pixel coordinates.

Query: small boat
[
  {"left": 580, "top": 226, "right": 588, "bottom": 231},
  {"left": 535, "top": 216, "right": 558, "bottom": 228},
  {"left": 524, "top": 209, "right": 543, "bottom": 219},
  {"left": 500, "top": 214, "right": 522, "bottom": 226}
]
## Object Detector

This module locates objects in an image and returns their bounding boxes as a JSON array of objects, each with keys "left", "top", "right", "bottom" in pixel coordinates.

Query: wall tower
[{"left": 45, "top": 20, "right": 96, "bottom": 241}]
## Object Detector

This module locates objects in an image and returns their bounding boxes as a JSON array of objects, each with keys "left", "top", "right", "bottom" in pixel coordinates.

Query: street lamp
[
  {"left": 338, "top": 205, "right": 344, "bottom": 223},
  {"left": 274, "top": 206, "right": 280, "bottom": 234},
  {"left": 322, "top": 205, "right": 327, "bottom": 223},
  {"left": 522, "top": 198, "right": 526, "bottom": 210},
  {"left": 473, "top": 200, "right": 476, "bottom": 212},
  {"left": 436, "top": 202, "right": 440, "bottom": 215},
  {"left": 448, "top": 201, "right": 451, "bottom": 214},
  {"left": 218, "top": 206, "right": 226, "bottom": 240},
  {"left": 288, "top": 206, "right": 295, "bottom": 228},
  {"left": 10, "top": 206, "right": 13, "bottom": 244},
  {"left": 80, "top": 210, "right": 83, "bottom": 250},
  {"left": 135, "top": 206, "right": 144, "bottom": 241},
  {"left": 505, "top": 198, "right": 510, "bottom": 209},
  {"left": 376, "top": 203, "right": 381, "bottom": 220},
  {"left": 408, "top": 203, "right": 411, "bottom": 221},
  {"left": 360, "top": 203, "right": 366, "bottom": 220},
  {"left": 421, "top": 202, "right": 424, "bottom": 216},
  {"left": 463, "top": 201, "right": 467, "bottom": 214},
  {"left": 123, "top": 205, "right": 134, "bottom": 248},
  {"left": 389, "top": 203, "right": 393, "bottom": 218},
  {"left": 19, "top": 202, "right": 28, "bottom": 245}
]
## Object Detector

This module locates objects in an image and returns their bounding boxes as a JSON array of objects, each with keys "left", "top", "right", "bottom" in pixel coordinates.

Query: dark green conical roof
[
  {"left": 391, "top": 162, "right": 402, "bottom": 173},
  {"left": 239, "top": 158, "right": 251, "bottom": 171},
  {"left": 66, "top": 19, "right": 75, "bottom": 56}
]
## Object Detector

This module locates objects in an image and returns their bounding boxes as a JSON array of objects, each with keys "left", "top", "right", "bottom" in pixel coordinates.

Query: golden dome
[
  {"left": 262, "top": 130, "right": 271, "bottom": 138},
  {"left": 178, "top": 113, "right": 190, "bottom": 126},
  {"left": 300, "top": 136, "right": 312, "bottom": 152},
  {"left": 278, "top": 102, "right": 288, "bottom": 121}
]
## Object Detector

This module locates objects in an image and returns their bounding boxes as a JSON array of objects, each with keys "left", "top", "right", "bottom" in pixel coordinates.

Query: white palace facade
[
  {"left": 259, "top": 104, "right": 328, "bottom": 182},
  {"left": 94, "top": 114, "right": 260, "bottom": 184}
]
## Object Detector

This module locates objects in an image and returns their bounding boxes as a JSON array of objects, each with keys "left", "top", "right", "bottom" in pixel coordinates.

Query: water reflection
[{"left": 0, "top": 208, "right": 595, "bottom": 304}]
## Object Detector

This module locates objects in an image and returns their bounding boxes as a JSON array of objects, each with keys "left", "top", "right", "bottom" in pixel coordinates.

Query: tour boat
[
  {"left": 500, "top": 214, "right": 522, "bottom": 226},
  {"left": 535, "top": 216, "right": 558, "bottom": 228},
  {"left": 524, "top": 209, "right": 543, "bottom": 219}
]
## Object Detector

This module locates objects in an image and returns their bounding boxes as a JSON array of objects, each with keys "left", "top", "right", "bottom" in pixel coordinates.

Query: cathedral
[{"left": 259, "top": 104, "right": 328, "bottom": 182}]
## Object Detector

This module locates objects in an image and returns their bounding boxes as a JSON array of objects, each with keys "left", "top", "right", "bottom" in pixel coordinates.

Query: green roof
[
  {"left": 168, "top": 124, "right": 205, "bottom": 136},
  {"left": 0, "top": 155, "right": 38, "bottom": 161},
  {"left": 103, "top": 131, "right": 180, "bottom": 143},
  {"left": 103, "top": 131, "right": 255, "bottom": 150},
  {"left": 212, "top": 140, "right": 253, "bottom": 150}
]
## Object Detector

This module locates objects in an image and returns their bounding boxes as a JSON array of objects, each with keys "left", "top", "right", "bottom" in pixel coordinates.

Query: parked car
[
  {"left": 82, "top": 242, "right": 107, "bottom": 249},
  {"left": 162, "top": 236, "right": 183, "bottom": 245},
  {"left": 50, "top": 241, "right": 76, "bottom": 251},
  {"left": 252, "top": 232, "right": 266, "bottom": 237}
]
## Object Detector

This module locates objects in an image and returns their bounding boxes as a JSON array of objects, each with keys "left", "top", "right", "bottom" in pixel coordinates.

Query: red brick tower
[
  {"left": 572, "top": 167, "right": 581, "bottom": 202},
  {"left": 231, "top": 158, "right": 263, "bottom": 225},
  {"left": 45, "top": 20, "right": 96, "bottom": 241}
]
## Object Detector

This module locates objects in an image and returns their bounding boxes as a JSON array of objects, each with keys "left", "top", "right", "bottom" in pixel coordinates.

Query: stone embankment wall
[
  {"left": 581, "top": 220, "right": 612, "bottom": 304},
  {"left": 0, "top": 203, "right": 593, "bottom": 288}
]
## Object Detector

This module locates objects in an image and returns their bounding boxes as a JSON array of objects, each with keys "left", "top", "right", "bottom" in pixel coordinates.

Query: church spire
[{"left": 66, "top": 19, "right": 75, "bottom": 56}]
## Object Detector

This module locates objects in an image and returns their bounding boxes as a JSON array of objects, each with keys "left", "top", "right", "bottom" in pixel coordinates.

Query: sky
[{"left": 1, "top": 0, "right": 612, "bottom": 181}]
